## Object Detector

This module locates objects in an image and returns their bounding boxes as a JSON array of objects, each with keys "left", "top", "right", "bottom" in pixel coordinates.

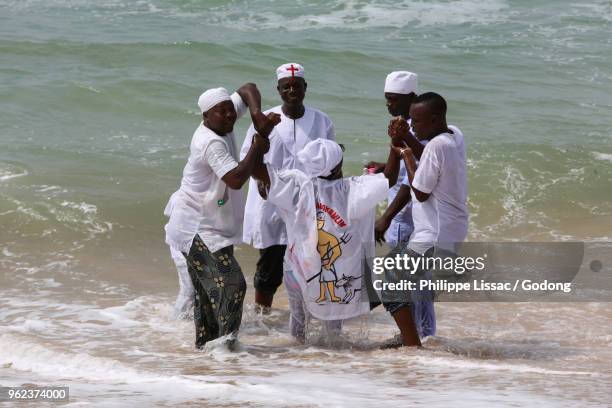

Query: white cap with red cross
[{"left": 276, "top": 63, "right": 305, "bottom": 80}]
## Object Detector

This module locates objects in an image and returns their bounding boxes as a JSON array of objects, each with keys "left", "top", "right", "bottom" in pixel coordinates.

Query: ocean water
[{"left": 1, "top": 0, "right": 611, "bottom": 406}]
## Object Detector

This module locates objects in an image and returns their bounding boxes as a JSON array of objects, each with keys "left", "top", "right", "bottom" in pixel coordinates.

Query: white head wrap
[
  {"left": 384, "top": 71, "right": 418, "bottom": 95},
  {"left": 197, "top": 87, "right": 231, "bottom": 113},
  {"left": 297, "top": 139, "right": 343, "bottom": 178},
  {"left": 276, "top": 63, "right": 305, "bottom": 80}
]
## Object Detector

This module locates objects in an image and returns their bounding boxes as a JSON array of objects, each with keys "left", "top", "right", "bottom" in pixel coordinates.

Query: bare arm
[
  {"left": 236, "top": 83, "right": 279, "bottom": 137},
  {"left": 374, "top": 185, "right": 411, "bottom": 243},
  {"left": 250, "top": 111, "right": 281, "bottom": 198},
  {"left": 391, "top": 145, "right": 430, "bottom": 203},
  {"left": 385, "top": 185, "right": 412, "bottom": 220},
  {"left": 222, "top": 134, "right": 268, "bottom": 190},
  {"left": 383, "top": 146, "right": 401, "bottom": 187},
  {"left": 402, "top": 133, "right": 425, "bottom": 160},
  {"left": 223, "top": 109, "right": 280, "bottom": 190},
  {"left": 251, "top": 156, "right": 270, "bottom": 184},
  {"left": 236, "top": 82, "right": 262, "bottom": 118}
]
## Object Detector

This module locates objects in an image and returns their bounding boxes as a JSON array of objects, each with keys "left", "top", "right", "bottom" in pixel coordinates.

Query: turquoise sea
[{"left": 1, "top": 1, "right": 611, "bottom": 406}]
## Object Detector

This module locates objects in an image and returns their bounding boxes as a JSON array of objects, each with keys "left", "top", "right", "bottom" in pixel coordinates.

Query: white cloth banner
[{"left": 266, "top": 166, "right": 387, "bottom": 320}]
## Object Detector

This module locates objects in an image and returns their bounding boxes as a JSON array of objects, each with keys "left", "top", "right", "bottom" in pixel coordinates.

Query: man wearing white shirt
[
  {"left": 406, "top": 94, "right": 467, "bottom": 254},
  {"left": 381, "top": 92, "right": 468, "bottom": 347},
  {"left": 367, "top": 71, "right": 436, "bottom": 340},
  {"left": 165, "top": 84, "right": 280, "bottom": 348},
  {"left": 241, "top": 63, "right": 335, "bottom": 311}
]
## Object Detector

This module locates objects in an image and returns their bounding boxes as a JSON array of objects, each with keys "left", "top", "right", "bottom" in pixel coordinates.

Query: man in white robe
[
  {"left": 164, "top": 241, "right": 195, "bottom": 320},
  {"left": 251, "top": 139, "right": 400, "bottom": 341},
  {"left": 369, "top": 71, "right": 421, "bottom": 247},
  {"left": 164, "top": 84, "right": 280, "bottom": 348},
  {"left": 241, "top": 63, "right": 335, "bottom": 311}
]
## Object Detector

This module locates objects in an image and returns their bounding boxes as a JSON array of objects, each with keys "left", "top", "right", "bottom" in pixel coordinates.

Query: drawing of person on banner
[{"left": 316, "top": 210, "right": 344, "bottom": 303}]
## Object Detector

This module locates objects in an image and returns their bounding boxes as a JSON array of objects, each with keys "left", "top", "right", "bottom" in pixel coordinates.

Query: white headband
[
  {"left": 384, "top": 71, "right": 418, "bottom": 94},
  {"left": 198, "top": 87, "right": 231, "bottom": 113},
  {"left": 297, "top": 139, "right": 343, "bottom": 178}
]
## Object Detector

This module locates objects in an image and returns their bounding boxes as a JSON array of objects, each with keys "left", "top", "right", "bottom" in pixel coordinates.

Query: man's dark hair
[{"left": 414, "top": 92, "right": 447, "bottom": 117}]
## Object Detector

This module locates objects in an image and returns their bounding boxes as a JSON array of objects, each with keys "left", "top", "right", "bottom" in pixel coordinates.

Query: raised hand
[
  {"left": 253, "top": 112, "right": 281, "bottom": 138},
  {"left": 388, "top": 117, "right": 409, "bottom": 145}
]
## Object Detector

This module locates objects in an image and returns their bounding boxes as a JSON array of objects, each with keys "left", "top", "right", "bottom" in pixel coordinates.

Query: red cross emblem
[{"left": 286, "top": 64, "right": 299, "bottom": 78}]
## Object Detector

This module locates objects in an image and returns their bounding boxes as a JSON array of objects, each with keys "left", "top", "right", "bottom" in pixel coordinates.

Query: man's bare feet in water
[
  {"left": 380, "top": 334, "right": 424, "bottom": 350},
  {"left": 254, "top": 304, "right": 271, "bottom": 315},
  {"left": 380, "top": 333, "right": 404, "bottom": 349},
  {"left": 255, "top": 290, "right": 273, "bottom": 315},
  {"left": 391, "top": 306, "right": 422, "bottom": 347}
]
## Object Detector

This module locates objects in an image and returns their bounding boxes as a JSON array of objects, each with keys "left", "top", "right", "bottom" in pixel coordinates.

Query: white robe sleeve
[
  {"left": 266, "top": 166, "right": 320, "bottom": 299},
  {"left": 230, "top": 92, "right": 248, "bottom": 119},
  {"left": 325, "top": 115, "right": 336, "bottom": 141},
  {"left": 240, "top": 123, "right": 256, "bottom": 161},
  {"left": 347, "top": 173, "right": 388, "bottom": 220},
  {"left": 267, "top": 168, "right": 308, "bottom": 211},
  {"left": 204, "top": 140, "right": 238, "bottom": 179}
]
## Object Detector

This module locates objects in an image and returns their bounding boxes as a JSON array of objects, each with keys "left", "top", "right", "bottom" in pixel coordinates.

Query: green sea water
[
  {"left": 2, "top": 2, "right": 612, "bottom": 406},
  {"left": 1, "top": 0, "right": 611, "bottom": 265}
]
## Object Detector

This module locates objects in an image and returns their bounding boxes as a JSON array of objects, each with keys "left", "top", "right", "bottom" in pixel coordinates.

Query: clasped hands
[
  {"left": 388, "top": 117, "right": 414, "bottom": 160},
  {"left": 252, "top": 112, "right": 281, "bottom": 155}
]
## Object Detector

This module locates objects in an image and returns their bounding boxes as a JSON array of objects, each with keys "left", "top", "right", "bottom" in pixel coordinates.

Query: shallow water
[
  {"left": 2, "top": 282, "right": 611, "bottom": 407},
  {"left": 1, "top": 0, "right": 611, "bottom": 406}
]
